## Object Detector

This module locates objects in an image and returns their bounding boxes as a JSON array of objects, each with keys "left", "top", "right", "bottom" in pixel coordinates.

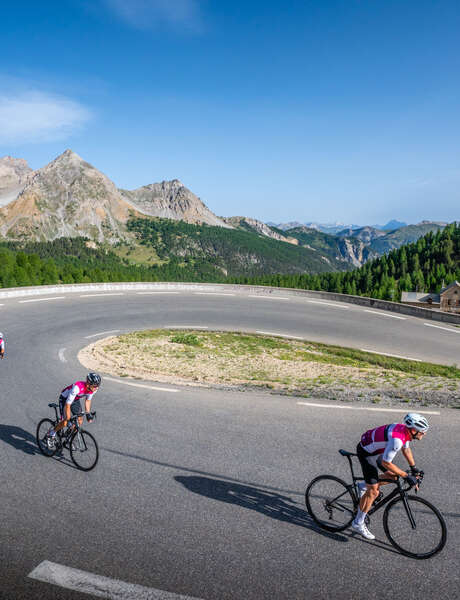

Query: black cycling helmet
[{"left": 86, "top": 372, "right": 101, "bottom": 387}]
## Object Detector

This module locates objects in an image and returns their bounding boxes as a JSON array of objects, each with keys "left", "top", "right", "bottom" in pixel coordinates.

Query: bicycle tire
[
  {"left": 36, "top": 418, "right": 58, "bottom": 457},
  {"left": 383, "top": 495, "right": 447, "bottom": 559},
  {"left": 69, "top": 429, "right": 99, "bottom": 471},
  {"left": 305, "top": 475, "right": 356, "bottom": 531}
]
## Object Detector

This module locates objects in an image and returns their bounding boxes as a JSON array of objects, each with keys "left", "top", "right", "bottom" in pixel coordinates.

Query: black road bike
[
  {"left": 305, "top": 449, "right": 447, "bottom": 559},
  {"left": 36, "top": 403, "right": 99, "bottom": 471}
]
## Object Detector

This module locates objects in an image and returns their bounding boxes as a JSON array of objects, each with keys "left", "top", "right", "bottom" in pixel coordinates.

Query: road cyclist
[
  {"left": 0, "top": 332, "right": 5, "bottom": 359},
  {"left": 351, "top": 412, "right": 428, "bottom": 540},
  {"left": 46, "top": 372, "right": 101, "bottom": 450}
]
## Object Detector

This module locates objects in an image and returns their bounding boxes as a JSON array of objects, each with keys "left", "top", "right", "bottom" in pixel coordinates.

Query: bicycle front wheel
[
  {"left": 36, "top": 418, "right": 58, "bottom": 457},
  {"left": 305, "top": 475, "right": 356, "bottom": 531},
  {"left": 383, "top": 495, "right": 447, "bottom": 559},
  {"left": 69, "top": 430, "right": 99, "bottom": 471}
]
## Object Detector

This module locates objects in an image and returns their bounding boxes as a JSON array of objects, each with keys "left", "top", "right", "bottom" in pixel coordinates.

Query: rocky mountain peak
[{"left": 0, "top": 156, "right": 34, "bottom": 207}]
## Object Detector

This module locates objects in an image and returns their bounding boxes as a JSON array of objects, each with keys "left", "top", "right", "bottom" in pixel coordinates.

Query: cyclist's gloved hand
[
  {"left": 406, "top": 474, "right": 419, "bottom": 487},
  {"left": 410, "top": 465, "right": 421, "bottom": 476},
  {"left": 86, "top": 414, "right": 94, "bottom": 423}
]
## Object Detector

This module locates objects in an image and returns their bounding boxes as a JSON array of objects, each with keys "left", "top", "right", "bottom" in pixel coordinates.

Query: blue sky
[{"left": 1, "top": 0, "right": 459, "bottom": 225}]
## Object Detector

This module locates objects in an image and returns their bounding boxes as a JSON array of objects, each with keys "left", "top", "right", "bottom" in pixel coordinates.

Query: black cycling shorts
[
  {"left": 59, "top": 396, "right": 82, "bottom": 420},
  {"left": 356, "top": 443, "right": 387, "bottom": 484}
]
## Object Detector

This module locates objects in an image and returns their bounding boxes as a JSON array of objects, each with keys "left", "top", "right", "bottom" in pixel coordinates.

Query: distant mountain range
[{"left": 0, "top": 150, "right": 451, "bottom": 273}]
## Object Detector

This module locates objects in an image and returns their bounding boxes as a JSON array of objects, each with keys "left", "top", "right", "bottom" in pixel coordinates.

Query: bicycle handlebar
[{"left": 69, "top": 411, "right": 97, "bottom": 421}]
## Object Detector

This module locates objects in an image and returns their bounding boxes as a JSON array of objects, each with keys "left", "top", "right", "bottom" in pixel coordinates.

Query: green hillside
[
  {"left": 230, "top": 222, "right": 460, "bottom": 301},
  {"left": 126, "top": 216, "right": 349, "bottom": 276},
  {"left": 369, "top": 223, "right": 445, "bottom": 254}
]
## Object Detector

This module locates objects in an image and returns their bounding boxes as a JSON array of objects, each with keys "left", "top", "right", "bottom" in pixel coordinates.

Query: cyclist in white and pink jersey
[
  {"left": 351, "top": 413, "right": 429, "bottom": 540},
  {"left": 46, "top": 372, "right": 101, "bottom": 449},
  {"left": 0, "top": 332, "right": 5, "bottom": 359}
]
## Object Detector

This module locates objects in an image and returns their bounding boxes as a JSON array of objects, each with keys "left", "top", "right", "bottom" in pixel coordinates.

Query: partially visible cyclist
[
  {"left": 351, "top": 413, "right": 428, "bottom": 540},
  {"left": 0, "top": 332, "right": 5, "bottom": 359},
  {"left": 46, "top": 372, "right": 101, "bottom": 449}
]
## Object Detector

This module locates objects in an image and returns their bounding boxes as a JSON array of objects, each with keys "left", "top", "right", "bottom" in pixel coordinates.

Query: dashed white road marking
[
  {"left": 194, "top": 292, "right": 236, "bottom": 296},
  {"left": 80, "top": 293, "right": 124, "bottom": 298},
  {"left": 19, "top": 297, "right": 65, "bottom": 303},
  {"left": 360, "top": 348, "right": 422, "bottom": 362},
  {"left": 85, "top": 330, "right": 121, "bottom": 339},
  {"left": 104, "top": 376, "right": 179, "bottom": 393},
  {"left": 137, "top": 291, "right": 180, "bottom": 295},
  {"left": 256, "top": 330, "right": 304, "bottom": 339},
  {"left": 364, "top": 310, "right": 406, "bottom": 320},
  {"left": 28, "top": 561, "right": 202, "bottom": 600},
  {"left": 306, "top": 300, "right": 349, "bottom": 309},
  {"left": 424, "top": 323, "right": 460, "bottom": 333},
  {"left": 166, "top": 325, "right": 209, "bottom": 330},
  {"left": 248, "top": 295, "right": 290, "bottom": 300},
  {"left": 297, "top": 402, "right": 440, "bottom": 415},
  {"left": 58, "top": 348, "right": 67, "bottom": 363}
]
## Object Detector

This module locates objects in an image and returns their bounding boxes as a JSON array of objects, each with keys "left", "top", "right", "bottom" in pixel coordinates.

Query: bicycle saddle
[
  {"left": 339, "top": 449, "right": 356, "bottom": 457},
  {"left": 48, "top": 402, "right": 58, "bottom": 408}
]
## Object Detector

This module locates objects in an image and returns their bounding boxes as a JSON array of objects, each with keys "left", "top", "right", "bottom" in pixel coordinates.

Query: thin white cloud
[
  {"left": 0, "top": 91, "right": 92, "bottom": 144},
  {"left": 104, "top": 0, "right": 203, "bottom": 31}
]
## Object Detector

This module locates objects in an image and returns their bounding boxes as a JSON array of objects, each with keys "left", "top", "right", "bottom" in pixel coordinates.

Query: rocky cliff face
[
  {"left": 120, "top": 180, "right": 232, "bottom": 228},
  {"left": 0, "top": 156, "right": 33, "bottom": 207},
  {"left": 0, "top": 151, "right": 231, "bottom": 242},
  {"left": 223, "top": 216, "right": 298, "bottom": 244},
  {"left": 0, "top": 150, "right": 140, "bottom": 242}
]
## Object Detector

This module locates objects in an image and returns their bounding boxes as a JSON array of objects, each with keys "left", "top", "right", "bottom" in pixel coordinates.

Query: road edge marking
[{"left": 297, "top": 402, "right": 440, "bottom": 415}]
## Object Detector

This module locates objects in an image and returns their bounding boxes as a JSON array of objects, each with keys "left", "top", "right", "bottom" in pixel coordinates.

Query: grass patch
[{"left": 170, "top": 333, "right": 202, "bottom": 346}]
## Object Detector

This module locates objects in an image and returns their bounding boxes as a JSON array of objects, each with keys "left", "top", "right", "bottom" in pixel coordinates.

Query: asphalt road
[{"left": 0, "top": 288, "right": 458, "bottom": 599}]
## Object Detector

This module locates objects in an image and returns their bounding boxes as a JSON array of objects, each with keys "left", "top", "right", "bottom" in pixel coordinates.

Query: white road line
[
  {"left": 248, "top": 295, "right": 290, "bottom": 300},
  {"left": 364, "top": 310, "right": 406, "bottom": 320},
  {"left": 194, "top": 292, "right": 236, "bottom": 296},
  {"left": 360, "top": 348, "right": 422, "bottom": 362},
  {"left": 80, "top": 293, "right": 124, "bottom": 298},
  {"left": 104, "top": 376, "right": 179, "bottom": 393},
  {"left": 297, "top": 402, "right": 440, "bottom": 415},
  {"left": 137, "top": 291, "right": 180, "bottom": 295},
  {"left": 58, "top": 348, "right": 67, "bottom": 363},
  {"left": 424, "top": 323, "right": 460, "bottom": 333},
  {"left": 307, "top": 300, "right": 349, "bottom": 309},
  {"left": 256, "top": 330, "right": 304, "bottom": 339},
  {"left": 166, "top": 325, "right": 209, "bottom": 330},
  {"left": 28, "top": 561, "right": 202, "bottom": 600},
  {"left": 19, "top": 297, "right": 65, "bottom": 303},
  {"left": 84, "top": 330, "right": 121, "bottom": 339}
]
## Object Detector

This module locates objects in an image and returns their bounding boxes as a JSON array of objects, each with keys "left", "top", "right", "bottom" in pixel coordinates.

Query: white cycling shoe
[
  {"left": 351, "top": 520, "right": 375, "bottom": 540},
  {"left": 46, "top": 433, "right": 56, "bottom": 450}
]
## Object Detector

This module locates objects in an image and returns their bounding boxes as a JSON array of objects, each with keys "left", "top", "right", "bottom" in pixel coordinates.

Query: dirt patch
[{"left": 78, "top": 330, "right": 460, "bottom": 408}]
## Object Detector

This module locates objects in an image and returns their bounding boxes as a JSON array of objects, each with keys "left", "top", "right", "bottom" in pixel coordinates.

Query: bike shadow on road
[
  {"left": 175, "top": 475, "right": 348, "bottom": 543},
  {"left": 0, "top": 424, "right": 41, "bottom": 455}
]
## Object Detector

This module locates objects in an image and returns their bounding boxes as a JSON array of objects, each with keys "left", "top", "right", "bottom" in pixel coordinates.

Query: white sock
[{"left": 356, "top": 509, "right": 367, "bottom": 525}]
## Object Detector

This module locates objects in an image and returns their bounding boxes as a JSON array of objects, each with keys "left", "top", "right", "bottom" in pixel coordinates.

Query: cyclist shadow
[
  {"left": 0, "top": 424, "right": 41, "bottom": 455},
  {"left": 175, "top": 475, "right": 348, "bottom": 542}
]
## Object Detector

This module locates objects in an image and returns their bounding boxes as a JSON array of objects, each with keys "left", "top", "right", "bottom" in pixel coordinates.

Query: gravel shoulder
[{"left": 78, "top": 330, "right": 460, "bottom": 408}]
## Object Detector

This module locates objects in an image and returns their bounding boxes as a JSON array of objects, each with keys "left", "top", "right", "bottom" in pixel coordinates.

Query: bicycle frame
[{"left": 340, "top": 449, "right": 419, "bottom": 529}]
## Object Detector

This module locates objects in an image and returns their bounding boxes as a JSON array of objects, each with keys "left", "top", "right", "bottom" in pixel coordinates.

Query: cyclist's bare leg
[{"left": 360, "top": 482, "right": 380, "bottom": 513}]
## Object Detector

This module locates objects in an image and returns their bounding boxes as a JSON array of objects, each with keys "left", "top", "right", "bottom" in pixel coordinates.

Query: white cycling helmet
[
  {"left": 0, "top": 332, "right": 3, "bottom": 337},
  {"left": 404, "top": 413, "right": 429, "bottom": 433}
]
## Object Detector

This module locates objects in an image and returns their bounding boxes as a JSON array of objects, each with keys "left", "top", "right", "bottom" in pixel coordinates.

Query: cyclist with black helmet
[
  {"left": 46, "top": 372, "right": 101, "bottom": 449},
  {"left": 351, "top": 412, "right": 429, "bottom": 540}
]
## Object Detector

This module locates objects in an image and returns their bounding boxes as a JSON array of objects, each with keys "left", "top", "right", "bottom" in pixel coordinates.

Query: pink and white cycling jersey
[
  {"left": 60, "top": 381, "right": 98, "bottom": 406},
  {"left": 0, "top": 337, "right": 4, "bottom": 352},
  {"left": 360, "top": 424, "right": 411, "bottom": 463}
]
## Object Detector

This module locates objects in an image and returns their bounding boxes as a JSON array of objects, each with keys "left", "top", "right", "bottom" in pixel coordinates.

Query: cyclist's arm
[
  {"left": 381, "top": 438, "right": 409, "bottom": 479},
  {"left": 401, "top": 446, "right": 415, "bottom": 468}
]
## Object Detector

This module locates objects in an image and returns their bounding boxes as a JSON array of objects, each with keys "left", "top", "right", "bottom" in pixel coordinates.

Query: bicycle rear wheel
[
  {"left": 36, "top": 418, "right": 58, "bottom": 457},
  {"left": 69, "top": 430, "right": 99, "bottom": 471},
  {"left": 305, "top": 475, "right": 356, "bottom": 531},
  {"left": 383, "top": 495, "right": 447, "bottom": 558}
]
